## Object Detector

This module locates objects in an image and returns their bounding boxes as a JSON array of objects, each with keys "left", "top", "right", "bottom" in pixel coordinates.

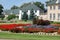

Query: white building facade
[
  {"left": 19, "top": 10, "right": 40, "bottom": 20},
  {"left": 47, "top": 0, "right": 60, "bottom": 22}
]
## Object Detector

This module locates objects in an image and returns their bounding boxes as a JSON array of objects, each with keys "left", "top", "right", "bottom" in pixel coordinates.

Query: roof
[
  {"left": 3, "top": 9, "right": 20, "bottom": 15},
  {"left": 46, "top": 0, "right": 60, "bottom": 5},
  {"left": 20, "top": 3, "right": 44, "bottom": 12},
  {"left": 3, "top": 3, "right": 44, "bottom": 15}
]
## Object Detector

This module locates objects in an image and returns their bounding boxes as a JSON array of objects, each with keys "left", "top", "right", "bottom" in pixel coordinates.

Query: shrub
[
  {"left": 43, "top": 28, "right": 56, "bottom": 33},
  {"left": 51, "top": 24, "right": 60, "bottom": 27},
  {"left": 7, "top": 14, "right": 16, "bottom": 20},
  {"left": 22, "top": 12, "right": 28, "bottom": 21},
  {"left": 57, "top": 29, "right": 60, "bottom": 34},
  {"left": 33, "top": 18, "right": 37, "bottom": 24},
  {"left": 27, "top": 27, "right": 43, "bottom": 33},
  {"left": 51, "top": 22, "right": 60, "bottom": 24},
  {"left": 29, "top": 9, "right": 35, "bottom": 20},
  {"left": 33, "top": 19, "right": 50, "bottom": 25},
  {"left": 10, "top": 28, "right": 21, "bottom": 33},
  {"left": 0, "top": 24, "right": 31, "bottom": 31}
]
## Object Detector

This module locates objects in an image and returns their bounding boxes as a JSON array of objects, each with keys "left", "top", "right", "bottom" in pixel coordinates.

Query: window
[
  {"left": 50, "top": 6, "right": 52, "bottom": 10},
  {"left": 58, "top": 6, "right": 60, "bottom": 9},
  {"left": 53, "top": 14, "right": 55, "bottom": 20},
  {"left": 58, "top": 13, "right": 60, "bottom": 20},
  {"left": 53, "top": 6, "right": 55, "bottom": 10},
  {"left": 50, "top": 13, "right": 52, "bottom": 20}
]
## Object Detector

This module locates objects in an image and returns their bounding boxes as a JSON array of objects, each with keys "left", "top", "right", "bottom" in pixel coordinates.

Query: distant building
[
  {"left": 46, "top": 0, "right": 60, "bottom": 22},
  {"left": 2, "top": 3, "right": 45, "bottom": 20}
]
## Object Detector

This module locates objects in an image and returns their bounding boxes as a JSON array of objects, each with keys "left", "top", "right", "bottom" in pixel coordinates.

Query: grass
[
  {"left": 0, "top": 20, "right": 32, "bottom": 25},
  {"left": 50, "top": 22, "right": 60, "bottom": 24},
  {"left": 0, "top": 32, "right": 60, "bottom": 40}
]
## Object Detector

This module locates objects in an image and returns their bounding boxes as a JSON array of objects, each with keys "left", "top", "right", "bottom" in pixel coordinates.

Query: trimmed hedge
[
  {"left": 33, "top": 19, "right": 50, "bottom": 25},
  {"left": 51, "top": 22, "right": 60, "bottom": 24}
]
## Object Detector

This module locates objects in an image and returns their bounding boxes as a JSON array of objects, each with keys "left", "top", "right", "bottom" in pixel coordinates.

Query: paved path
[{"left": 0, "top": 39, "right": 15, "bottom": 40}]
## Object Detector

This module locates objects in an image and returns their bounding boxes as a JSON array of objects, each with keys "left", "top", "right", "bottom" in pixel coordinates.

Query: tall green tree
[
  {"left": 0, "top": 4, "right": 3, "bottom": 15},
  {"left": 20, "top": 2, "right": 45, "bottom": 10},
  {"left": 34, "top": 2, "right": 45, "bottom": 10},
  {"left": 22, "top": 12, "right": 28, "bottom": 21},
  {"left": 29, "top": 9, "right": 35, "bottom": 20},
  {"left": 0, "top": 4, "right": 5, "bottom": 20},
  {"left": 11, "top": 5, "right": 19, "bottom": 10}
]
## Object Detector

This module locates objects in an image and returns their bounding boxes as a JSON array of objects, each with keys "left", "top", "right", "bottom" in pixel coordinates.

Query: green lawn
[
  {"left": 0, "top": 20, "right": 32, "bottom": 25},
  {"left": 0, "top": 32, "right": 60, "bottom": 40}
]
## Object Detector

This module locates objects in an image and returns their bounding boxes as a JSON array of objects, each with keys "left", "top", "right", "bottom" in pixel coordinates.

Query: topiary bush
[
  {"left": 33, "top": 18, "right": 37, "bottom": 25},
  {"left": 33, "top": 19, "right": 50, "bottom": 25}
]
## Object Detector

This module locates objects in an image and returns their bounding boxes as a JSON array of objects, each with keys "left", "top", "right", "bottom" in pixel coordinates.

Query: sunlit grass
[
  {"left": 0, "top": 32, "right": 60, "bottom": 40},
  {"left": 0, "top": 20, "right": 32, "bottom": 25}
]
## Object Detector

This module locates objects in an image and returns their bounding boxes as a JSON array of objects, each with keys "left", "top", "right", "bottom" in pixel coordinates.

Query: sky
[{"left": 0, "top": 0, "right": 47, "bottom": 10}]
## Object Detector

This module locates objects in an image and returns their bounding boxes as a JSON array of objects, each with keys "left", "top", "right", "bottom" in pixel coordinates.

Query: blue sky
[{"left": 0, "top": 0, "right": 46, "bottom": 10}]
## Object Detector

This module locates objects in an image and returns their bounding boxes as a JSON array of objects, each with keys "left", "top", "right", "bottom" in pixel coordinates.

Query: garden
[
  {"left": 0, "top": 19, "right": 60, "bottom": 34},
  {"left": 0, "top": 19, "right": 60, "bottom": 40},
  {"left": 0, "top": 18, "right": 60, "bottom": 40},
  {"left": 0, "top": 32, "right": 60, "bottom": 40}
]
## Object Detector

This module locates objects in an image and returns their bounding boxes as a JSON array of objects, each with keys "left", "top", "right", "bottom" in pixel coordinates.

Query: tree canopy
[
  {"left": 22, "top": 12, "right": 28, "bottom": 21},
  {"left": 11, "top": 5, "right": 19, "bottom": 10},
  {"left": 29, "top": 9, "right": 35, "bottom": 20},
  {"left": 20, "top": 2, "right": 45, "bottom": 10},
  {"left": 0, "top": 4, "right": 3, "bottom": 15},
  {"left": 10, "top": 2, "right": 45, "bottom": 10},
  {"left": 34, "top": 2, "right": 45, "bottom": 10},
  {"left": 0, "top": 4, "right": 5, "bottom": 20}
]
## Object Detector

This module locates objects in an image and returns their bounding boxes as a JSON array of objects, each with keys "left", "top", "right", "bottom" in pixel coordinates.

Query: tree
[
  {"left": 34, "top": 2, "right": 45, "bottom": 10},
  {"left": 0, "top": 4, "right": 3, "bottom": 14},
  {"left": 0, "top": 4, "right": 5, "bottom": 20},
  {"left": 11, "top": 5, "right": 19, "bottom": 10},
  {"left": 29, "top": 9, "right": 35, "bottom": 20},
  {"left": 0, "top": 14, "right": 5, "bottom": 20},
  {"left": 7, "top": 14, "right": 16, "bottom": 20},
  {"left": 22, "top": 12, "right": 28, "bottom": 21},
  {"left": 20, "top": 2, "right": 45, "bottom": 10}
]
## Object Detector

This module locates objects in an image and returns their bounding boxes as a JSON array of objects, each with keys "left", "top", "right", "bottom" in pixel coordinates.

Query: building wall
[
  {"left": 19, "top": 10, "right": 40, "bottom": 20},
  {"left": 39, "top": 13, "right": 48, "bottom": 20},
  {"left": 47, "top": 4, "right": 60, "bottom": 22},
  {"left": 4, "top": 15, "right": 8, "bottom": 19},
  {"left": 4, "top": 10, "right": 47, "bottom": 20}
]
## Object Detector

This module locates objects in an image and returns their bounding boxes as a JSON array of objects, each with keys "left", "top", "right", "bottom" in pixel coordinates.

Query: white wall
[
  {"left": 19, "top": 10, "right": 40, "bottom": 20},
  {"left": 19, "top": 10, "right": 23, "bottom": 20},
  {"left": 39, "top": 15, "right": 48, "bottom": 20}
]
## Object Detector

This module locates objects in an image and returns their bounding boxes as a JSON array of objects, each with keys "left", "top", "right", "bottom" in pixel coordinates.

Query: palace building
[{"left": 2, "top": 0, "right": 60, "bottom": 22}]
